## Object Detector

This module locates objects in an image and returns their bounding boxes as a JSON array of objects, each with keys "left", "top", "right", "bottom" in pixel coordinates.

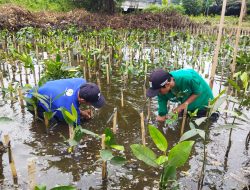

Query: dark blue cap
[
  {"left": 79, "top": 83, "right": 105, "bottom": 108},
  {"left": 146, "top": 69, "right": 172, "bottom": 97}
]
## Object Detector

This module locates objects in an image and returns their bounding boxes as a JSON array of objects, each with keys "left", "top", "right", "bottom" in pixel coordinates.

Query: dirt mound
[{"left": 0, "top": 5, "right": 199, "bottom": 31}]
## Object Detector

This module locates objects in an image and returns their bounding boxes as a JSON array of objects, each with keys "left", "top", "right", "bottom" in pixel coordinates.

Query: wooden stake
[
  {"left": 106, "top": 64, "right": 110, "bottom": 84},
  {"left": 121, "top": 89, "right": 124, "bottom": 107},
  {"left": 27, "top": 158, "right": 36, "bottom": 190},
  {"left": 140, "top": 112, "right": 146, "bottom": 146},
  {"left": 101, "top": 134, "right": 107, "bottom": 180},
  {"left": 230, "top": 0, "right": 246, "bottom": 75},
  {"left": 147, "top": 99, "right": 151, "bottom": 121},
  {"left": 3, "top": 135, "right": 18, "bottom": 184},
  {"left": 0, "top": 71, "right": 4, "bottom": 89},
  {"left": 96, "top": 71, "right": 101, "bottom": 90},
  {"left": 113, "top": 108, "right": 117, "bottom": 134},
  {"left": 180, "top": 103, "right": 188, "bottom": 137},
  {"left": 209, "top": 0, "right": 227, "bottom": 89},
  {"left": 18, "top": 87, "right": 24, "bottom": 109}
]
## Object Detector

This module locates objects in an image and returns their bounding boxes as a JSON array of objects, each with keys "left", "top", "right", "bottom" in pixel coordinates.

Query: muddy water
[{"left": 0, "top": 67, "right": 249, "bottom": 190}]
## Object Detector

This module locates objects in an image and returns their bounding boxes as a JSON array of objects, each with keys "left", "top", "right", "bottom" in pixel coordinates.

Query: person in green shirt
[{"left": 146, "top": 68, "right": 214, "bottom": 122}]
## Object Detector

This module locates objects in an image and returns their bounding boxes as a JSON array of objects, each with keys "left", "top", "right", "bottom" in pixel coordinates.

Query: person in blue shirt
[{"left": 26, "top": 78, "right": 105, "bottom": 126}]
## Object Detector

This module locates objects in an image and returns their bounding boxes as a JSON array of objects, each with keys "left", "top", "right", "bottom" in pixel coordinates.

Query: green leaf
[
  {"left": 194, "top": 117, "right": 207, "bottom": 126},
  {"left": 100, "top": 149, "right": 113, "bottom": 161},
  {"left": 104, "top": 128, "right": 116, "bottom": 146},
  {"left": 110, "top": 156, "right": 126, "bottom": 166},
  {"left": 155, "top": 155, "right": 168, "bottom": 165},
  {"left": 110, "top": 145, "right": 124, "bottom": 151},
  {"left": 210, "top": 89, "right": 226, "bottom": 105},
  {"left": 228, "top": 79, "right": 240, "bottom": 92},
  {"left": 213, "top": 124, "right": 238, "bottom": 130},
  {"left": 130, "top": 144, "right": 158, "bottom": 167},
  {"left": 0, "top": 117, "right": 13, "bottom": 123},
  {"left": 179, "top": 129, "right": 198, "bottom": 142},
  {"left": 71, "top": 104, "right": 78, "bottom": 121},
  {"left": 35, "top": 185, "right": 46, "bottom": 190},
  {"left": 211, "top": 96, "right": 227, "bottom": 114},
  {"left": 80, "top": 128, "right": 100, "bottom": 139},
  {"left": 160, "top": 164, "right": 176, "bottom": 189},
  {"left": 240, "top": 72, "right": 248, "bottom": 92},
  {"left": 148, "top": 125, "right": 168, "bottom": 152},
  {"left": 50, "top": 186, "right": 76, "bottom": 190},
  {"left": 168, "top": 141, "right": 194, "bottom": 168}
]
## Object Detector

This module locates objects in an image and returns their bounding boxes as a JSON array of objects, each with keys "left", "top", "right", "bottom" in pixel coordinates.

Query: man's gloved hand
[{"left": 80, "top": 109, "right": 92, "bottom": 120}]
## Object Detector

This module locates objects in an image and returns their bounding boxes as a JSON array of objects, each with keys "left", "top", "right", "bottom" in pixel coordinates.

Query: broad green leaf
[
  {"left": 110, "top": 145, "right": 124, "bottom": 151},
  {"left": 80, "top": 128, "right": 100, "bottom": 139},
  {"left": 210, "top": 89, "right": 226, "bottom": 106},
  {"left": 179, "top": 129, "right": 198, "bottom": 142},
  {"left": 104, "top": 128, "right": 116, "bottom": 146},
  {"left": 73, "top": 125, "right": 84, "bottom": 142},
  {"left": 110, "top": 156, "right": 126, "bottom": 166},
  {"left": 155, "top": 155, "right": 168, "bottom": 165},
  {"left": 130, "top": 144, "right": 158, "bottom": 167},
  {"left": 100, "top": 149, "right": 113, "bottom": 161},
  {"left": 160, "top": 164, "right": 176, "bottom": 189},
  {"left": 64, "top": 111, "right": 76, "bottom": 122},
  {"left": 168, "top": 141, "right": 194, "bottom": 168},
  {"left": 213, "top": 124, "right": 238, "bottom": 130},
  {"left": 240, "top": 72, "right": 248, "bottom": 92},
  {"left": 71, "top": 104, "right": 78, "bottom": 120},
  {"left": 35, "top": 185, "right": 46, "bottom": 190},
  {"left": 194, "top": 117, "right": 207, "bottom": 126},
  {"left": 51, "top": 186, "right": 76, "bottom": 190},
  {"left": 211, "top": 96, "right": 227, "bottom": 114},
  {"left": 189, "top": 122, "right": 196, "bottom": 130},
  {"left": 228, "top": 79, "right": 240, "bottom": 92},
  {"left": 148, "top": 125, "right": 168, "bottom": 152}
]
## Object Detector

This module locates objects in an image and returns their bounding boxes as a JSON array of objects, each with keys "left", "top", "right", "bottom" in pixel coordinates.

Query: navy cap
[
  {"left": 146, "top": 69, "right": 172, "bottom": 97},
  {"left": 79, "top": 83, "right": 105, "bottom": 108}
]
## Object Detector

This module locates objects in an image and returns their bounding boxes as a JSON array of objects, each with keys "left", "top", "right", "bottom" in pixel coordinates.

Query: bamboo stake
[
  {"left": 113, "top": 108, "right": 117, "bottom": 134},
  {"left": 209, "top": 0, "right": 227, "bottom": 89},
  {"left": 27, "top": 158, "right": 36, "bottom": 190},
  {"left": 3, "top": 135, "right": 18, "bottom": 184},
  {"left": 230, "top": 0, "right": 246, "bottom": 76},
  {"left": 106, "top": 64, "right": 110, "bottom": 84},
  {"left": 121, "top": 89, "right": 124, "bottom": 107},
  {"left": 147, "top": 99, "right": 151, "bottom": 121},
  {"left": 0, "top": 71, "right": 4, "bottom": 89},
  {"left": 96, "top": 71, "right": 101, "bottom": 90},
  {"left": 140, "top": 112, "right": 146, "bottom": 146},
  {"left": 180, "top": 103, "right": 188, "bottom": 137},
  {"left": 101, "top": 134, "right": 107, "bottom": 180},
  {"left": 18, "top": 87, "right": 24, "bottom": 109}
]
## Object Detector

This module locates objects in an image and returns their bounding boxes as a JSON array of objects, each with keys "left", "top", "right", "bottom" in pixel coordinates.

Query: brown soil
[{"left": 0, "top": 5, "right": 199, "bottom": 31}]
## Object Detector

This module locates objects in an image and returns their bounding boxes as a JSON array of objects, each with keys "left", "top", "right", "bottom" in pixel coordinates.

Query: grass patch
[
  {"left": 190, "top": 15, "right": 250, "bottom": 28},
  {"left": 0, "top": 0, "right": 74, "bottom": 12}
]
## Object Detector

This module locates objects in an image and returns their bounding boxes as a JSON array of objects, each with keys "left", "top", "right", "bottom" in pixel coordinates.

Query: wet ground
[{"left": 0, "top": 64, "right": 249, "bottom": 190}]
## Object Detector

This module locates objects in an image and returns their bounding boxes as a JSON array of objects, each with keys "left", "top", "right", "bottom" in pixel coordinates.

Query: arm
[
  {"left": 157, "top": 95, "right": 168, "bottom": 122},
  {"left": 173, "top": 94, "right": 198, "bottom": 113}
]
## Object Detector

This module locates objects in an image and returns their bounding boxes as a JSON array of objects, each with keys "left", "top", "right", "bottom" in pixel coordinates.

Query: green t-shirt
[{"left": 158, "top": 69, "right": 214, "bottom": 116}]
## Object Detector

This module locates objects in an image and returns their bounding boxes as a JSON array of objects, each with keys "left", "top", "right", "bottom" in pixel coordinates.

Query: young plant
[
  {"left": 130, "top": 125, "right": 194, "bottom": 189},
  {"left": 35, "top": 184, "right": 76, "bottom": 190}
]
